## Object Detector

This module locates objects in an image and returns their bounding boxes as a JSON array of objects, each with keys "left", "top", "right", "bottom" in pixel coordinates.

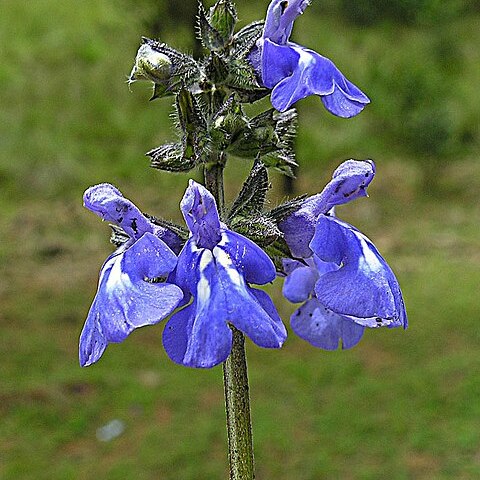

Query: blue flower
[
  {"left": 279, "top": 160, "right": 407, "bottom": 349},
  {"left": 251, "top": 0, "right": 370, "bottom": 117},
  {"left": 79, "top": 184, "right": 184, "bottom": 367},
  {"left": 163, "top": 180, "right": 287, "bottom": 368}
]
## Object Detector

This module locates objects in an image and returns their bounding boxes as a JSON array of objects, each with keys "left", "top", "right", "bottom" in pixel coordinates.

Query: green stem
[
  {"left": 204, "top": 158, "right": 255, "bottom": 480},
  {"left": 223, "top": 328, "right": 255, "bottom": 480},
  {"left": 204, "top": 153, "right": 226, "bottom": 217}
]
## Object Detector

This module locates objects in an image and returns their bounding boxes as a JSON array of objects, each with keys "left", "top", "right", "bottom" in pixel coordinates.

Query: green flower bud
[{"left": 129, "top": 43, "right": 172, "bottom": 84}]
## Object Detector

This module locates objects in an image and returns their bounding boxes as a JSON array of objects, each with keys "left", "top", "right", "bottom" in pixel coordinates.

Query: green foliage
[
  {"left": 198, "top": 0, "right": 237, "bottom": 50},
  {"left": 364, "top": 24, "right": 479, "bottom": 167}
]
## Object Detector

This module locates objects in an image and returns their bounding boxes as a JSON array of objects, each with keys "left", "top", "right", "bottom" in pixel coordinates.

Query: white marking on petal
[
  {"left": 197, "top": 250, "right": 213, "bottom": 306},
  {"left": 214, "top": 247, "right": 244, "bottom": 288},
  {"left": 199, "top": 249, "right": 213, "bottom": 272},
  {"left": 357, "top": 235, "right": 383, "bottom": 274},
  {"left": 104, "top": 255, "right": 133, "bottom": 293},
  {"left": 217, "top": 231, "right": 229, "bottom": 247},
  {"left": 297, "top": 47, "right": 313, "bottom": 69}
]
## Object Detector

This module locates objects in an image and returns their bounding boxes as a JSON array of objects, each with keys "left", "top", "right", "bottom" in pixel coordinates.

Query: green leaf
[
  {"left": 197, "top": 2, "right": 225, "bottom": 50},
  {"left": 260, "top": 151, "right": 298, "bottom": 177},
  {"left": 267, "top": 195, "right": 307, "bottom": 223},
  {"left": 225, "top": 21, "right": 266, "bottom": 98},
  {"left": 147, "top": 143, "right": 197, "bottom": 172},
  {"left": 228, "top": 160, "right": 269, "bottom": 221},
  {"left": 227, "top": 108, "right": 298, "bottom": 173},
  {"left": 264, "top": 237, "right": 295, "bottom": 271},
  {"left": 209, "top": 0, "right": 237, "bottom": 45},
  {"left": 230, "top": 21, "right": 264, "bottom": 58},
  {"left": 226, "top": 58, "right": 264, "bottom": 91},
  {"left": 206, "top": 52, "right": 229, "bottom": 85},
  {"left": 176, "top": 89, "right": 206, "bottom": 132},
  {"left": 150, "top": 82, "right": 171, "bottom": 100},
  {"left": 209, "top": 95, "right": 249, "bottom": 150},
  {"left": 230, "top": 215, "right": 281, "bottom": 247},
  {"left": 144, "top": 215, "right": 190, "bottom": 241}
]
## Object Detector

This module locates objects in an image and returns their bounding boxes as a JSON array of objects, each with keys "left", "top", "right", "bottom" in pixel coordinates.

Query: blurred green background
[{"left": 1, "top": 0, "right": 480, "bottom": 478}]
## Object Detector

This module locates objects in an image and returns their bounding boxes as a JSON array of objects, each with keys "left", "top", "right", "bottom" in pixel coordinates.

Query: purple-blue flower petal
[
  {"left": 79, "top": 233, "right": 183, "bottom": 367},
  {"left": 84, "top": 183, "right": 154, "bottom": 239},
  {"left": 280, "top": 159, "right": 375, "bottom": 258},
  {"left": 311, "top": 215, "right": 407, "bottom": 329},
  {"left": 173, "top": 238, "right": 204, "bottom": 294},
  {"left": 321, "top": 85, "right": 369, "bottom": 119},
  {"left": 180, "top": 180, "right": 222, "bottom": 250},
  {"left": 162, "top": 302, "right": 195, "bottom": 366},
  {"left": 164, "top": 240, "right": 286, "bottom": 368},
  {"left": 78, "top": 317, "right": 108, "bottom": 368},
  {"left": 306, "top": 159, "right": 376, "bottom": 212},
  {"left": 291, "top": 297, "right": 364, "bottom": 350},
  {"left": 122, "top": 231, "right": 178, "bottom": 279},
  {"left": 249, "top": 288, "right": 287, "bottom": 337},
  {"left": 213, "top": 247, "right": 286, "bottom": 349},
  {"left": 261, "top": 39, "right": 301, "bottom": 89},
  {"left": 262, "top": 41, "right": 369, "bottom": 115},
  {"left": 264, "top": 0, "right": 311, "bottom": 44},
  {"left": 282, "top": 263, "right": 317, "bottom": 303},
  {"left": 279, "top": 210, "right": 316, "bottom": 259},
  {"left": 84, "top": 183, "right": 183, "bottom": 252},
  {"left": 219, "top": 230, "right": 276, "bottom": 285},
  {"left": 163, "top": 300, "right": 234, "bottom": 368}
]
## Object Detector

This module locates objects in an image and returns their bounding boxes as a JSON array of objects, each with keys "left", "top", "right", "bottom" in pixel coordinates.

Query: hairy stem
[
  {"left": 204, "top": 153, "right": 226, "bottom": 218},
  {"left": 223, "top": 327, "right": 255, "bottom": 480},
  {"left": 204, "top": 158, "right": 255, "bottom": 480}
]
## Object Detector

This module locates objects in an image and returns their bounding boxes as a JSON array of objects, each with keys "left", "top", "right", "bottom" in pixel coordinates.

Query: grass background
[{"left": 1, "top": 0, "right": 480, "bottom": 478}]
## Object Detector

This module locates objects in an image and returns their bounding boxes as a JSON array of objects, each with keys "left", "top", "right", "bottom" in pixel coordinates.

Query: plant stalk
[
  {"left": 223, "top": 327, "right": 255, "bottom": 480},
  {"left": 204, "top": 158, "right": 255, "bottom": 480}
]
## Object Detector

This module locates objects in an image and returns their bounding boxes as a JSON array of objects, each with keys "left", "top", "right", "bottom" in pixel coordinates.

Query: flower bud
[
  {"left": 129, "top": 43, "right": 171, "bottom": 84},
  {"left": 198, "top": 0, "right": 237, "bottom": 51}
]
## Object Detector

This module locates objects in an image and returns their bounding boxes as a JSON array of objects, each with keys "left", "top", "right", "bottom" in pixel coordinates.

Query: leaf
[
  {"left": 230, "top": 215, "right": 281, "bottom": 247},
  {"left": 264, "top": 237, "right": 295, "bottom": 272},
  {"left": 260, "top": 151, "right": 298, "bottom": 177},
  {"left": 147, "top": 143, "right": 197, "bottom": 172},
  {"left": 174, "top": 89, "right": 212, "bottom": 165},
  {"left": 267, "top": 195, "right": 307, "bottom": 223},
  {"left": 197, "top": 2, "right": 225, "bottom": 50},
  {"left": 206, "top": 52, "right": 229, "bottom": 85},
  {"left": 227, "top": 108, "right": 298, "bottom": 173},
  {"left": 150, "top": 82, "right": 171, "bottom": 101},
  {"left": 231, "top": 21, "right": 264, "bottom": 58},
  {"left": 144, "top": 215, "right": 190, "bottom": 241},
  {"left": 209, "top": 95, "right": 249, "bottom": 150},
  {"left": 176, "top": 88, "right": 207, "bottom": 134},
  {"left": 209, "top": 0, "right": 237, "bottom": 44},
  {"left": 228, "top": 160, "right": 269, "bottom": 220}
]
